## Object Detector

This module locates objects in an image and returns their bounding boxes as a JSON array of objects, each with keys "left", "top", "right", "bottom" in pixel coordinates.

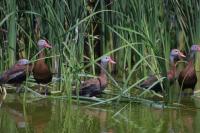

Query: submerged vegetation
[{"left": 0, "top": 0, "right": 200, "bottom": 105}]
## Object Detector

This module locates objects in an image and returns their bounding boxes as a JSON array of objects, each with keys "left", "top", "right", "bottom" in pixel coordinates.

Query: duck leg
[
  {"left": 44, "top": 85, "right": 49, "bottom": 95},
  {"left": 15, "top": 84, "right": 24, "bottom": 93}
]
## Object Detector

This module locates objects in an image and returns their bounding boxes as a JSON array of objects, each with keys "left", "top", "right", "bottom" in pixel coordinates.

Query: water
[{"left": 0, "top": 94, "right": 200, "bottom": 133}]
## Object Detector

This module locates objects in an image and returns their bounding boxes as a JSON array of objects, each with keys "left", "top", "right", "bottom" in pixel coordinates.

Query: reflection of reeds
[{"left": 0, "top": 0, "right": 200, "bottom": 104}]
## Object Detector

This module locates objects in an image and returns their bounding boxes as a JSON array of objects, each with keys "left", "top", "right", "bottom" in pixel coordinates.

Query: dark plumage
[
  {"left": 139, "top": 49, "right": 186, "bottom": 92},
  {"left": 73, "top": 56, "right": 116, "bottom": 97},
  {"left": 33, "top": 39, "right": 52, "bottom": 85},
  {"left": 178, "top": 45, "right": 200, "bottom": 92},
  {"left": 0, "top": 59, "right": 33, "bottom": 93}
]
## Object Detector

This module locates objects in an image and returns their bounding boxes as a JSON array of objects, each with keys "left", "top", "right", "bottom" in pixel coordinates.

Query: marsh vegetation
[{"left": 1, "top": 0, "right": 200, "bottom": 132}]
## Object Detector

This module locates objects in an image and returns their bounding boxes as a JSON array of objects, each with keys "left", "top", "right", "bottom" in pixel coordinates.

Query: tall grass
[
  {"left": 0, "top": 0, "right": 200, "bottom": 104},
  {"left": 7, "top": 0, "right": 16, "bottom": 66}
]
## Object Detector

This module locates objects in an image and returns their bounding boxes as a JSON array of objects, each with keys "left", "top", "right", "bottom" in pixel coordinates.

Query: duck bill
[
  {"left": 44, "top": 42, "right": 52, "bottom": 48},
  {"left": 179, "top": 52, "right": 186, "bottom": 58},
  {"left": 109, "top": 58, "right": 116, "bottom": 64}
]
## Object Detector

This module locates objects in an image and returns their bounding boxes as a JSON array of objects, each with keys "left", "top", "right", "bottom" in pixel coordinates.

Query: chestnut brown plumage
[
  {"left": 139, "top": 49, "right": 185, "bottom": 92},
  {"left": 0, "top": 59, "right": 33, "bottom": 93},
  {"left": 178, "top": 45, "right": 200, "bottom": 92},
  {"left": 73, "top": 56, "right": 116, "bottom": 97},
  {"left": 33, "top": 39, "right": 52, "bottom": 85}
]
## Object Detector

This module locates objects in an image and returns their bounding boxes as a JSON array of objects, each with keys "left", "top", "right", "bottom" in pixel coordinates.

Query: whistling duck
[
  {"left": 178, "top": 45, "right": 200, "bottom": 92},
  {"left": 73, "top": 56, "right": 116, "bottom": 97},
  {"left": 0, "top": 59, "right": 33, "bottom": 94},
  {"left": 139, "top": 49, "right": 185, "bottom": 92},
  {"left": 33, "top": 39, "right": 52, "bottom": 86}
]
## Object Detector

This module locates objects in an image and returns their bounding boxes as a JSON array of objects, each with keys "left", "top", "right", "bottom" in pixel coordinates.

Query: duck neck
[
  {"left": 170, "top": 55, "right": 175, "bottom": 66},
  {"left": 100, "top": 62, "right": 108, "bottom": 78},
  {"left": 169, "top": 55, "right": 178, "bottom": 74},
  {"left": 188, "top": 51, "right": 195, "bottom": 62},
  {"left": 38, "top": 48, "right": 45, "bottom": 59},
  {"left": 170, "top": 55, "right": 177, "bottom": 67}
]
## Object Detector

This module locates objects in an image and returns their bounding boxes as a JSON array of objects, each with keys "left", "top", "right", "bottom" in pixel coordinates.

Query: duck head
[
  {"left": 187, "top": 44, "right": 200, "bottom": 60},
  {"left": 170, "top": 49, "right": 185, "bottom": 58},
  {"left": 101, "top": 56, "right": 116, "bottom": 64},
  {"left": 37, "top": 39, "right": 52, "bottom": 49},
  {"left": 170, "top": 49, "right": 185, "bottom": 64},
  {"left": 190, "top": 45, "right": 200, "bottom": 52}
]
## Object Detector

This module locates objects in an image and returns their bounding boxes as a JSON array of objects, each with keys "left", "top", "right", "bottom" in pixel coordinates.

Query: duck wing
[
  {"left": 139, "top": 75, "right": 158, "bottom": 88},
  {"left": 74, "top": 78, "right": 102, "bottom": 97},
  {"left": 0, "top": 64, "right": 31, "bottom": 84}
]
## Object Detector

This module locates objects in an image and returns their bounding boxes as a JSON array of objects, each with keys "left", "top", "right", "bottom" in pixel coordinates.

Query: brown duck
[
  {"left": 139, "top": 49, "right": 185, "bottom": 92},
  {"left": 33, "top": 39, "right": 52, "bottom": 86},
  {"left": 0, "top": 59, "right": 33, "bottom": 93},
  {"left": 73, "top": 56, "right": 116, "bottom": 97},
  {"left": 178, "top": 45, "right": 200, "bottom": 92}
]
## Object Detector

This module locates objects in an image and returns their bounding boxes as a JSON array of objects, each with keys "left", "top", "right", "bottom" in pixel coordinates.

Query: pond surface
[{"left": 0, "top": 94, "right": 200, "bottom": 133}]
